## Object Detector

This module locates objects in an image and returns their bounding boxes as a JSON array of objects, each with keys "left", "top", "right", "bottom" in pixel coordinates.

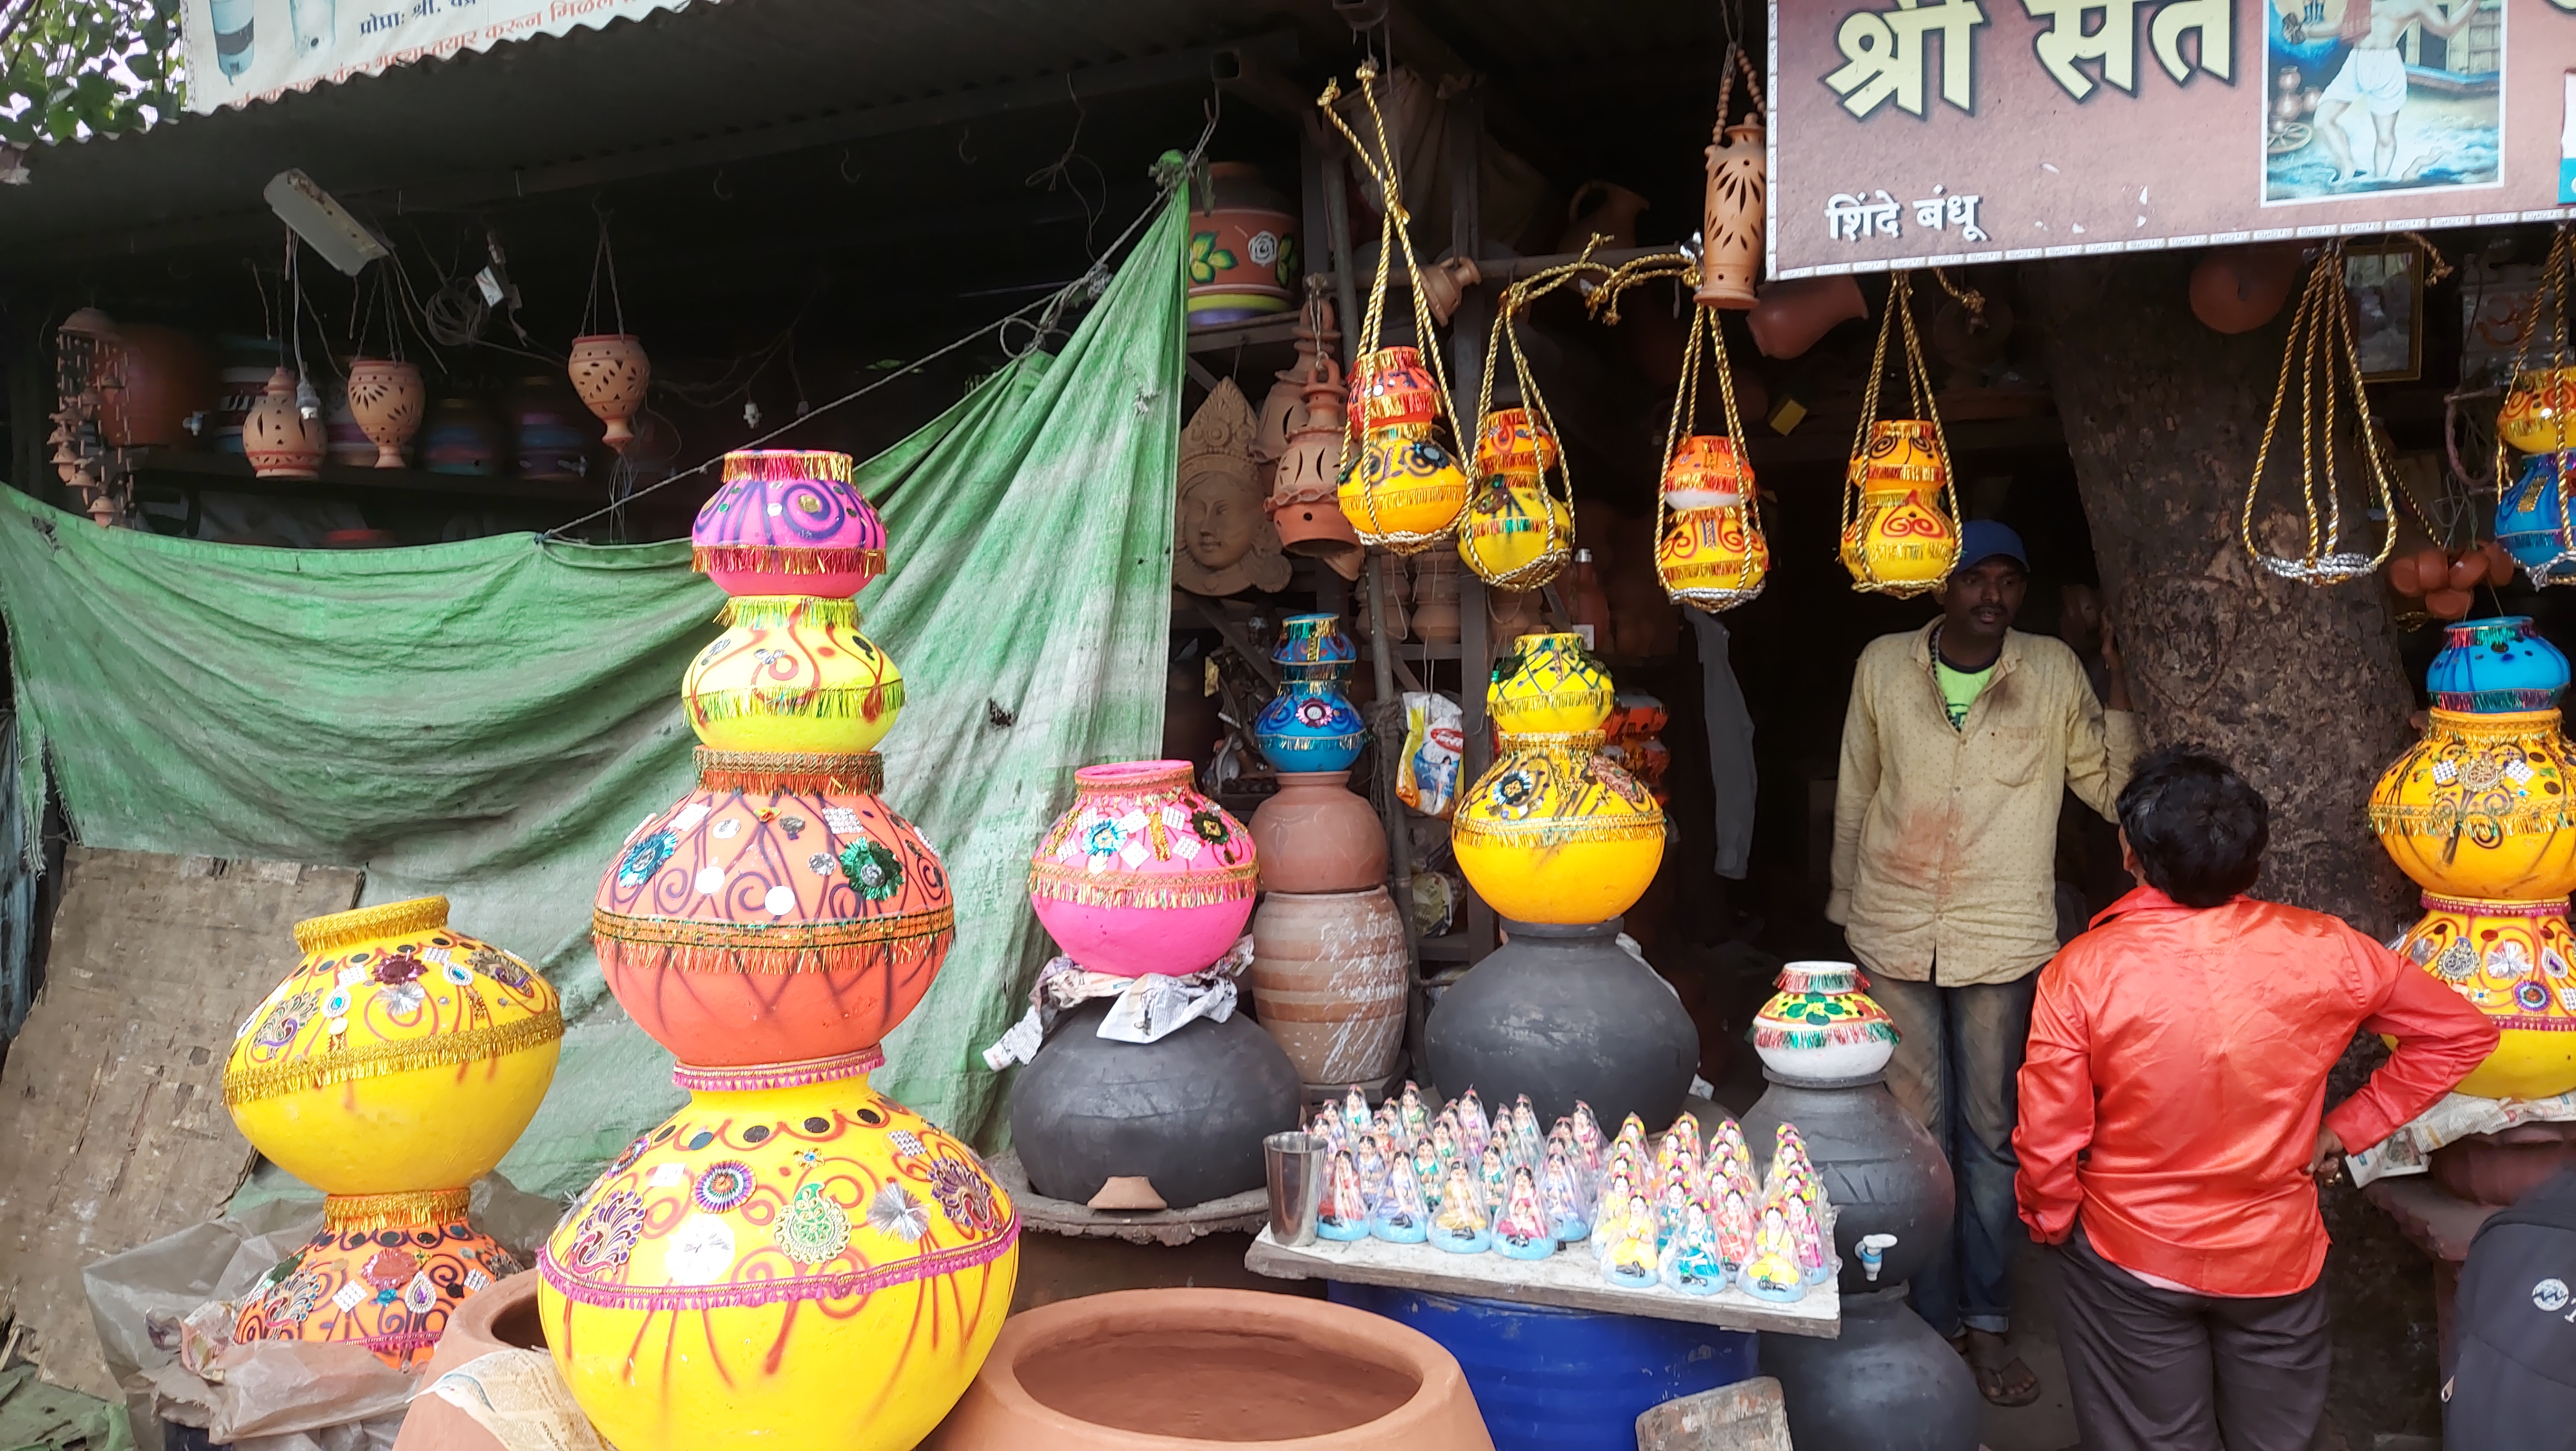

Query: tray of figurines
[{"left": 1246, "top": 1084, "right": 1841, "bottom": 1337}]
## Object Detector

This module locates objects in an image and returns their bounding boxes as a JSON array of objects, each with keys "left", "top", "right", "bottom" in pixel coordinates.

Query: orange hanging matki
[
  {"left": 1458, "top": 246, "right": 1607, "bottom": 590},
  {"left": 1840, "top": 271, "right": 1961, "bottom": 597},
  {"left": 1318, "top": 61, "right": 1472, "bottom": 553}
]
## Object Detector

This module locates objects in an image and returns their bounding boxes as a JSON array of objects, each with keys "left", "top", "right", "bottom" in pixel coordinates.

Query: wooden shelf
[
  {"left": 125, "top": 447, "right": 610, "bottom": 504},
  {"left": 1184, "top": 314, "right": 1304, "bottom": 356}
]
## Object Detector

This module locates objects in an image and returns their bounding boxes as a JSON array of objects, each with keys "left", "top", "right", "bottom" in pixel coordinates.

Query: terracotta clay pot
[
  {"left": 567, "top": 334, "right": 649, "bottom": 450},
  {"left": 2429, "top": 1122, "right": 2576, "bottom": 1207},
  {"left": 242, "top": 367, "right": 325, "bottom": 479},
  {"left": 1412, "top": 552, "right": 1462, "bottom": 645},
  {"left": 1749, "top": 276, "right": 1868, "bottom": 361},
  {"left": 1560, "top": 179, "right": 1648, "bottom": 254},
  {"left": 389, "top": 1270, "right": 546, "bottom": 1451},
  {"left": 1248, "top": 770, "right": 1388, "bottom": 893},
  {"left": 926, "top": 1288, "right": 1493, "bottom": 1451},
  {"left": 1250, "top": 887, "right": 1409, "bottom": 1087},
  {"left": 1417, "top": 256, "right": 1482, "bottom": 329},
  {"left": 2189, "top": 244, "right": 2301, "bottom": 335},
  {"left": 97, "top": 324, "right": 217, "bottom": 447},
  {"left": 1187, "top": 162, "right": 1301, "bottom": 328},
  {"left": 346, "top": 358, "right": 425, "bottom": 469},
  {"left": 1697, "top": 121, "right": 1766, "bottom": 309}
]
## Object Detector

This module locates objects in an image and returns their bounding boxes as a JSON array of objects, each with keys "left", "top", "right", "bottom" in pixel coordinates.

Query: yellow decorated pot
[
  {"left": 1658, "top": 435, "right": 1768, "bottom": 610},
  {"left": 2502, "top": 368, "right": 2576, "bottom": 456},
  {"left": 1489, "top": 631, "right": 1613, "bottom": 735},
  {"left": 2393, "top": 894, "right": 2576, "bottom": 1100},
  {"left": 233, "top": 1189, "right": 519, "bottom": 1369},
  {"left": 1339, "top": 428, "right": 1471, "bottom": 554},
  {"left": 1459, "top": 407, "right": 1570, "bottom": 588},
  {"left": 540, "top": 1049, "right": 1018, "bottom": 1451},
  {"left": 1840, "top": 421, "right": 1957, "bottom": 595},
  {"left": 225, "top": 898, "right": 562, "bottom": 1195},
  {"left": 1452, "top": 729, "right": 1665, "bottom": 924},
  {"left": 2369, "top": 708, "right": 2576, "bottom": 901},
  {"left": 684, "top": 596, "right": 906, "bottom": 754}
]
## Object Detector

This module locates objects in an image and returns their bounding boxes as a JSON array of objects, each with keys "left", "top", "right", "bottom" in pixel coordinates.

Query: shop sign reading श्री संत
[{"left": 1767, "top": 0, "right": 2576, "bottom": 280}]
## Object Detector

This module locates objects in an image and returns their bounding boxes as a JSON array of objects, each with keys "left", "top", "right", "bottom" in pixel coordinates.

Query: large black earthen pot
[
  {"left": 1762, "top": 1288, "right": 1983, "bottom": 1451},
  {"left": 1423, "top": 917, "right": 1697, "bottom": 1129},
  {"left": 1010, "top": 999, "right": 1302, "bottom": 1210},
  {"left": 1742, "top": 1068, "right": 1954, "bottom": 1294}
]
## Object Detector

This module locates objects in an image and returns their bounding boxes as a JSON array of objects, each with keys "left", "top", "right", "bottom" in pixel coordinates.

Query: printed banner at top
[
  {"left": 179, "top": 0, "right": 700, "bottom": 113},
  {"left": 1768, "top": 0, "right": 2576, "bottom": 280}
]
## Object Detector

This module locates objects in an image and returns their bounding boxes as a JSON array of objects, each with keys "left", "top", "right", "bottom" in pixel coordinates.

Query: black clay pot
[
  {"left": 1742, "top": 1068, "right": 1954, "bottom": 1295},
  {"left": 1423, "top": 917, "right": 1698, "bottom": 1130},
  {"left": 1009, "top": 999, "right": 1303, "bottom": 1209},
  {"left": 1762, "top": 1288, "right": 1982, "bottom": 1451}
]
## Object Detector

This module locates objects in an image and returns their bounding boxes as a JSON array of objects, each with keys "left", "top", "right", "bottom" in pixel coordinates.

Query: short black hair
[{"left": 2116, "top": 748, "right": 2268, "bottom": 908}]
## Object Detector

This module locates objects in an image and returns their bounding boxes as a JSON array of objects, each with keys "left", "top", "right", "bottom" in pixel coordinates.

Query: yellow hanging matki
[
  {"left": 2238, "top": 240, "right": 2397, "bottom": 585},
  {"left": 1317, "top": 61, "right": 1472, "bottom": 553},
  {"left": 1458, "top": 245, "right": 1609, "bottom": 590},
  {"left": 1839, "top": 271, "right": 1961, "bottom": 597}
]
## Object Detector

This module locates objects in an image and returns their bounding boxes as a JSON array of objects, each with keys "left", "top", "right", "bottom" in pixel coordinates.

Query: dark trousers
[
  {"left": 1871, "top": 971, "right": 2037, "bottom": 1337},
  {"left": 2053, "top": 1223, "right": 2331, "bottom": 1451}
]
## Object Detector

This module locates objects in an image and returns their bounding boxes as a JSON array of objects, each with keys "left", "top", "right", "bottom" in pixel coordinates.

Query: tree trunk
[
  {"left": 2022, "top": 251, "right": 2412, "bottom": 936},
  {"left": 2025, "top": 251, "right": 2433, "bottom": 1443}
]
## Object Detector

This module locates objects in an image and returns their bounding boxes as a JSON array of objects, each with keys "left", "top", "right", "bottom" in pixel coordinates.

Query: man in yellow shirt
[{"left": 1828, "top": 520, "right": 2138, "bottom": 1405}]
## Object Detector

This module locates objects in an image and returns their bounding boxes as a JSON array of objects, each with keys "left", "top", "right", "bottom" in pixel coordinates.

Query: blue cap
[{"left": 1955, "top": 519, "right": 2028, "bottom": 574}]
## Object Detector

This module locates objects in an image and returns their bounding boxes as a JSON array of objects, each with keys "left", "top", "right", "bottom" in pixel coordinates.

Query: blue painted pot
[
  {"left": 2427, "top": 615, "right": 2570, "bottom": 713},
  {"left": 2497, "top": 452, "right": 2576, "bottom": 585},
  {"left": 1328, "top": 1283, "right": 1757, "bottom": 1451},
  {"left": 1256, "top": 680, "right": 1365, "bottom": 773}
]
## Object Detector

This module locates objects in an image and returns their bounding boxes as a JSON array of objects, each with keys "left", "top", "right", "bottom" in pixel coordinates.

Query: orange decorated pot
[
  {"left": 1840, "top": 420, "right": 1957, "bottom": 594},
  {"left": 1657, "top": 435, "right": 1767, "bottom": 608},
  {"left": 1347, "top": 347, "right": 1442, "bottom": 434},
  {"left": 594, "top": 749, "right": 953, "bottom": 1065},
  {"left": 233, "top": 1189, "right": 519, "bottom": 1370}
]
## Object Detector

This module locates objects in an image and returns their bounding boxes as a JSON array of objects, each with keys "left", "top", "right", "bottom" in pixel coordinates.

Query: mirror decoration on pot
[
  {"left": 1838, "top": 272, "right": 1961, "bottom": 596},
  {"left": 2237, "top": 240, "right": 2399, "bottom": 585},
  {"left": 548, "top": 447, "right": 1018, "bottom": 1451},
  {"left": 2496, "top": 224, "right": 2576, "bottom": 586}
]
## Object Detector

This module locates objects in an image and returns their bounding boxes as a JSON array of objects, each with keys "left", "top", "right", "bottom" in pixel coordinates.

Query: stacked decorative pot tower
[
  {"left": 545, "top": 450, "right": 1019, "bottom": 1451},
  {"left": 2370, "top": 616, "right": 2576, "bottom": 1102},
  {"left": 1423, "top": 632, "right": 1696, "bottom": 1128},
  {"left": 1248, "top": 613, "right": 1407, "bottom": 1094},
  {"left": 223, "top": 898, "right": 563, "bottom": 1366}
]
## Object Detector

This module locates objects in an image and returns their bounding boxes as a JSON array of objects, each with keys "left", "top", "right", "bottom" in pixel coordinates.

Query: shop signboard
[
  {"left": 179, "top": 0, "right": 700, "bottom": 113},
  {"left": 1768, "top": 0, "right": 2576, "bottom": 279}
]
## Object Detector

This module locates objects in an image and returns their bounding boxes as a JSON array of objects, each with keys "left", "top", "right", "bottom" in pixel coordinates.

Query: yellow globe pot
[
  {"left": 1489, "top": 631, "right": 1614, "bottom": 735},
  {"left": 2369, "top": 709, "right": 2576, "bottom": 901},
  {"left": 1339, "top": 427, "right": 1472, "bottom": 553},
  {"left": 2393, "top": 894, "right": 2576, "bottom": 1100},
  {"left": 1459, "top": 407, "right": 1571, "bottom": 588},
  {"left": 541, "top": 1049, "right": 1018, "bottom": 1451},
  {"left": 225, "top": 898, "right": 562, "bottom": 1195},
  {"left": 1452, "top": 730, "right": 1665, "bottom": 924},
  {"left": 2501, "top": 367, "right": 2576, "bottom": 456},
  {"left": 684, "top": 595, "right": 905, "bottom": 754},
  {"left": 1840, "top": 421, "right": 1957, "bottom": 593}
]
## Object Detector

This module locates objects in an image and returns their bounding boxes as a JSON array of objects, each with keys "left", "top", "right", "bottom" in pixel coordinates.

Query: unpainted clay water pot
[
  {"left": 1247, "top": 770, "right": 1387, "bottom": 893},
  {"left": 1250, "top": 887, "right": 1409, "bottom": 1087},
  {"left": 390, "top": 1270, "right": 546, "bottom": 1451},
  {"left": 926, "top": 1287, "right": 1493, "bottom": 1451},
  {"left": 1761, "top": 1288, "right": 1981, "bottom": 1451},
  {"left": 1422, "top": 917, "right": 1696, "bottom": 1130},
  {"left": 1740, "top": 1068, "right": 1953, "bottom": 1296},
  {"left": 1009, "top": 1000, "right": 1302, "bottom": 1210}
]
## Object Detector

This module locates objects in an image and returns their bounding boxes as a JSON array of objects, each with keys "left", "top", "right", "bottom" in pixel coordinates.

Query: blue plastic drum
[{"left": 1328, "top": 1283, "right": 1758, "bottom": 1451}]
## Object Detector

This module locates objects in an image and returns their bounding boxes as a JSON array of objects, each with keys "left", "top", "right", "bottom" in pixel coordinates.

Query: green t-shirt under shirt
[{"left": 1935, "top": 656, "right": 1994, "bottom": 729}]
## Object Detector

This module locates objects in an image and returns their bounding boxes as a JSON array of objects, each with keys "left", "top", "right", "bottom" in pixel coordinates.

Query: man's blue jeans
[{"left": 1868, "top": 971, "right": 2040, "bottom": 1338}]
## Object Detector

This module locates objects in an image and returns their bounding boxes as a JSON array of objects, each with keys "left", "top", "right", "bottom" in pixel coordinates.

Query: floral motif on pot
[
  {"left": 2395, "top": 894, "right": 2576, "bottom": 1100},
  {"left": 1028, "top": 760, "right": 1257, "bottom": 977},
  {"left": 2370, "top": 709, "right": 2576, "bottom": 901},
  {"left": 592, "top": 749, "right": 954, "bottom": 1065},
  {"left": 682, "top": 596, "right": 905, "bottom": 755},
  {"left": 1452, "top": 731, "right": 1666, "bottom": 925},
  {"left": 1752, "top": 961, "right": 1898, "bottom": 1079},
  {"left": 1489, "top": 631, "right": 1615, "bottom": 735},
  {"left": 224, "top": 897, "right": 562, "bottom": 1196},
  {"left": 540, "top": 1051, "right": 1018, "bottom": 1451},
  {"left": 234, "top": 1189, "right": 520, "bottom": 1369},
  {"left": 691, "top": 451, "right": 888, "bottom": 598}
]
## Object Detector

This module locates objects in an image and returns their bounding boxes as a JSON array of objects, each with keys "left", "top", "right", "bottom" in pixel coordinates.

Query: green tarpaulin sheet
[{"left": 0, "top": 191, "right": 1182, "bottom": 1197}]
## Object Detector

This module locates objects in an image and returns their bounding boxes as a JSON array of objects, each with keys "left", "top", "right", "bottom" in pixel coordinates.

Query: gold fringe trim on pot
[
  {"left": 1027, "top": 859, "right": 1261, "bottom": 910},
  {"left": 722, "top": 450, "right": 853, "bottom": 483},
  {"left": 1452, "top": 815, "right": 1667, "bottom": 850},
  {"left": 716, "top": 596, "right": 863, "bottom": 630},
  {"left": 324, "top": 1187, "right": 472, "bottom": 1231},
  {"left": 293, "top": 897, "right": 450, "bottom": 955},
  {"left": 222, "top": 1011, "right": 564, "bottom": 1107},
  {"left": 690, "top": 544, "right": 888, "bottom": 578},
  {"left": 693, "top": 748, "right": 884, "bottom": 796},
  {"left": 686, "top": 680, "right": 906, "bottom": 724},
  {"left": 591, "top": 908, "right": 956, "bottom": 975}
]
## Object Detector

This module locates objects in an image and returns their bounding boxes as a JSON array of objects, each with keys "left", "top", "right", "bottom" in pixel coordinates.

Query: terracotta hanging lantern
[
  {"left": 1696, "top": 48, "right": 1767, "bottom": 310},
  {"left": 242, "top": 367, "right": 326, "bottom": 479},
  {"left": 345, "top": 358, "right": 424, "bottom": 468},
  {"left": 568, "top": 333, "right": 650, "bottom": 451}
]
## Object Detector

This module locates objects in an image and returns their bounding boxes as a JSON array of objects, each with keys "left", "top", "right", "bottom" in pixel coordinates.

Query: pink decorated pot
[
  {"left": 1028, "top": 761, "right": 1257, "bottom": 977},
  {"left": 692, "top": 449, "right": 888, "bottom": 598}
]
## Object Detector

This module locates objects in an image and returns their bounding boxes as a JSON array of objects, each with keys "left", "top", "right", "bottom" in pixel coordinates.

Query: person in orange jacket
[{"left": 2014, "top": 747, "right": 2497, "bottom": 1451}]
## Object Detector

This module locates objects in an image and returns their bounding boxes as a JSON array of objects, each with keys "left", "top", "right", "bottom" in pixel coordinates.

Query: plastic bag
[{"left": 1396, "top": 692, "right": 1464, "bottom": 818}]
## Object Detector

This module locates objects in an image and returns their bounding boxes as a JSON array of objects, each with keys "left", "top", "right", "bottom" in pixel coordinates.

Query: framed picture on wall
[{"left": 2345, "top": 240, "right": 2425, "bottom": 384}]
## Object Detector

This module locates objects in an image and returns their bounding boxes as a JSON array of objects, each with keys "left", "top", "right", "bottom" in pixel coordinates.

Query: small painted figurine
[
  {"left": 1767, "top": 1124, "right": 1817, "bottom": 1201},
  {"left": 1354, "top": 1133, "right": 1392, "bottom": 1214},
  {"left": 1343, "top": 1085, "right": 1373, "bottom": 1137},
  {"left": 1432, "top": 1165, "right": 1492, "bottom": 1254},
  {"left": 1592, "top": 1169, "right": 1637, "bottom": 1265},
  {"left": 1541, "top": 1148, "right": 1592, "bottom": 1245},
  {"left": 1488, "top": 1118, "right": 1519, "bottom": 1175},
  {"left": 1614, "top": 1113, "right": 1649, "bottom": 1164},
  {"left": 1494, "top": 1166, "right": 1556, "bottom": 1262},
  {"left": 1658, "top": 1179, "right": 1695, "bottom": 1249},
  {"left": 1457, "top": 1089, "right": 1492, "bottom": 1162},
  {"left": 1786, "top": 1191, "right": 1833, "bottom": 1285},
  {"left": 1308, "top": 1106, "right": 1346, "bottom": 1157},
  {"left": 1572, "top": 1101, "right": 1606, "bottom": 1179},
  {"left": 1318, "top": 1151, "right": 1372, "bottom": 1243},
  {"left": 1741, "top": 1202, "right": 1806, "bottom": 1302},
  {"left": 1511, "top": 1096, "right": 1543, "bottom": 1160},
  {"left": 1601, "top": 1193, "right": 1660, "bottom": 1288},
  {"left": 1660, "top": 1202, "right": 1728, "bottom": 1297},
  {"left": 1715, "top": 1185, "right": 1759, "bottom": 1271},
  {"left": 1478, "top": 1145, "right": 1510, "bottom": 1214},
  {"left": 1372, "top": 1153, "right": 1430, "bottom": 1244},
  {"left": 1399, "top": 1082, "right": 1431, "bottom": 1144},
  {"left": 1411, "top": 1138, "right": 1445, "bottom": 1209},
  {"left": 1374, "top": 1102, "right": 1406, "bottom": 1152},
  {"left": 1430, "top": 1115, "right": 1459, "bottom": 1167}
]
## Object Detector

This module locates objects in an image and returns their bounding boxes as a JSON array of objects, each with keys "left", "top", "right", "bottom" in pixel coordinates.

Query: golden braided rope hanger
[
  {"left": 2238, "top": 240, "right": 2398, "bottom": 583},
  {"left": 1461, "top": 240, "right": 1612, "bottom": 590}
]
